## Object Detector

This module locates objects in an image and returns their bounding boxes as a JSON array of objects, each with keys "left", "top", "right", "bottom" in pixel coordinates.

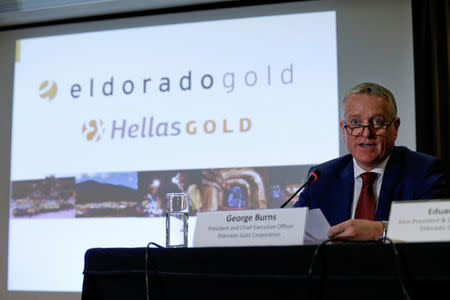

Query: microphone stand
[
  {"left": 280, "top": 178, "right": 311, "bottom": 208},
  {"left": 280, "top": 170, "right": 319, "bottom": 208}
]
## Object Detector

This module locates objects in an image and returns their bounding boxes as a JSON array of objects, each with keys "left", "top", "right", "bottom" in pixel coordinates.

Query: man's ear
[
  {"left": 340, "top": 120, "right": 347, "bottom": 143},
  {"left": 394, "top": 117, "right": 401, "bottom": 130}
]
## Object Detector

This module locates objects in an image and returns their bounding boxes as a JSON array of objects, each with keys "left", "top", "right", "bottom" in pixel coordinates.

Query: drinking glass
[{"left": 165, "top": 193, "right": 189, "bottom": 247}]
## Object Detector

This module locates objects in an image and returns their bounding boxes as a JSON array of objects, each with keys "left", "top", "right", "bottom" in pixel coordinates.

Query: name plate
[
  {"left": 193, "top": 208, "right": 329, "bottom": 247},
  {"left": 388, "top": 200, "right": 450, "bottom": 242}
]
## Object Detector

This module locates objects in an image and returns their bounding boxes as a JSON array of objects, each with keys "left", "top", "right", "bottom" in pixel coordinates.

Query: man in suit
[{"left": 294, "top": 82, "right": 447, "bottom": 240}]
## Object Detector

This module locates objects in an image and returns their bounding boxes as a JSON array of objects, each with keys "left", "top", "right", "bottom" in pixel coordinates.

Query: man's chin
[{"left": 354, "top": 155, "right": 381, "bottom": 170}]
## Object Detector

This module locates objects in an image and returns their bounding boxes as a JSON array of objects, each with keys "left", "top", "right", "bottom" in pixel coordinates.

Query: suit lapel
[
  {"left": 335, "top": 158, "right": 354, "bottom": 222},
  {"left": 376, "top": 147, "right": 401, "bottom": 220}
]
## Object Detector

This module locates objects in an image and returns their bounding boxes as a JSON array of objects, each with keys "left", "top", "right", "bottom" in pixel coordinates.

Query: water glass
[{"left": 165, "top": 193, "right": 189, "bottom": 248}]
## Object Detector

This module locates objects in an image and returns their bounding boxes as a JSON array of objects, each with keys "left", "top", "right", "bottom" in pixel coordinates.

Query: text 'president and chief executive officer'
[{"left": 294, "top": 82, "right": 448, "bottom": 241}]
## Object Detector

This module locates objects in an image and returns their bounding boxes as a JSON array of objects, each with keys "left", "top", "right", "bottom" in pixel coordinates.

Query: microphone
[{"left": 280, "top": 169, "right": 320, "bottom": 208}]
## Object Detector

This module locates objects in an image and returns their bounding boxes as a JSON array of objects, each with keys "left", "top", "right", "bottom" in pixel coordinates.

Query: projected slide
[{"left": 9, "top": 11, "right": 338, "bottom": 291}]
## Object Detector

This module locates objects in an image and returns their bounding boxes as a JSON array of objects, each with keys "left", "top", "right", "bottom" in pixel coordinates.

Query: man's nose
[{"left": 361, "top": 126, "right": 375, "bottom": 138}]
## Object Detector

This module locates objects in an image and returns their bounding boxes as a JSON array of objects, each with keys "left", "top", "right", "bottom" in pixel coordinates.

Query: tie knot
[{"left": 360, "top": 172, "right": 377, "bottom": 186}]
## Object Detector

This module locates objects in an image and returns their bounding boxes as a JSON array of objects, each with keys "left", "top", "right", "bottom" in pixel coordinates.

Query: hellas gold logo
[
  {"left": 82, "top": 120, "right": 104, "bottom": 142},
  {"left": 39, "top": 80, "right": 57, "bottom": 100}
]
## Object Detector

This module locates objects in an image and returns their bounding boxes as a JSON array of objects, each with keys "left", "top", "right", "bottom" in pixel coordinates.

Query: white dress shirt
[{"left": 350, "top": 156, "right": 390, "bottom": 219}]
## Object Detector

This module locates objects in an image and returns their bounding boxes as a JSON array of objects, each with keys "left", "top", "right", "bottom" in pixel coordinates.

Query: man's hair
[{"left": 341, "top": 82, "right": 397, "bottom": 119}]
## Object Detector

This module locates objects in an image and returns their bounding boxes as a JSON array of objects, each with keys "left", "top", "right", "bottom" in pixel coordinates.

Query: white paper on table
[{"left": 304, "top": 209, "right": 330, "bottom": 244}]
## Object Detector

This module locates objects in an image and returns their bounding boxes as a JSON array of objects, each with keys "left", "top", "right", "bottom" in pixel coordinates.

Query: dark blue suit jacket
[{"left": 294, "top": 146, "right": 448, "bottom": 226}]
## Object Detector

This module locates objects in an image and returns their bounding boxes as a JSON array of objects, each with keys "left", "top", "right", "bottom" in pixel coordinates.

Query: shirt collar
[{"left": 353, "top": 155, "right": 390, "bottom": 180}]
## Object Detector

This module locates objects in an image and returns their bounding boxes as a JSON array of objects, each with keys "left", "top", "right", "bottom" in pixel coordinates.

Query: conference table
[{"left": 81, "top": 242, "right": 450, "bottom": 300}]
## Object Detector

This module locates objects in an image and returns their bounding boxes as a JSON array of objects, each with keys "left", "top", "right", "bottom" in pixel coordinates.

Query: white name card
[
  {"left": 193, "top": 208, "right": 329, "bottom": 247},
  {"left": 388, "top": 199, "right": 450, "bottom": 242}
]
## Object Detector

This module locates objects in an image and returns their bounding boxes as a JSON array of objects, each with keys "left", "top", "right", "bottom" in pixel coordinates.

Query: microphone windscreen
[{"left": 309, "top": 169, "right": 320, "bottom": 181}]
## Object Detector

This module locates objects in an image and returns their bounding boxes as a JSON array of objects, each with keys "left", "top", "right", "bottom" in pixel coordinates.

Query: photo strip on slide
[
  {"left": 10, "top": 177, "right": 76, "bottom": 219},
  {"left": 9, "top": 165, "right": 312, "bottom": 219}
]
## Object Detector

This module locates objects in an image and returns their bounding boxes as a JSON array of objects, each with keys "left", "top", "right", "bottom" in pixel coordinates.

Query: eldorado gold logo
[
  {"left": 39, "top": 80, "right": 57, "bottom": 100},
  {"left": 82, "top": 120, "right": 104, "bottom": 142}
]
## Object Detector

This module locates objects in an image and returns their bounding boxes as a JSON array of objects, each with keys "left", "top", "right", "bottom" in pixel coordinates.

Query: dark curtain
[{"left": 412, "top": 0, "right": 450, "bottom": 189}]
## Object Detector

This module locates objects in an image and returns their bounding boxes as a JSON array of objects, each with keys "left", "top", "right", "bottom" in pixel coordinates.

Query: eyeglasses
[{"left": 343, "top": 117, "right": 396, "bottom": 137}]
